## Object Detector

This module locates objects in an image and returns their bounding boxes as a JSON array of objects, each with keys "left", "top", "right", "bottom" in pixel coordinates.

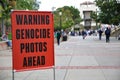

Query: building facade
[{"left": 79, "top": 1, "right": 98, "bottom": 30}]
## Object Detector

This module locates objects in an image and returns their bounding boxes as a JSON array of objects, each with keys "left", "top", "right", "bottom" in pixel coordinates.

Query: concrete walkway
[{"left": 0, "top": 35, "right": 120, "bottom": 80}]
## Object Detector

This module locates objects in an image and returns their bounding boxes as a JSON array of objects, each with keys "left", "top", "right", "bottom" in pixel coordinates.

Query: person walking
[
  {"left": 56, "top": 30, "right": 61, "bottom": 45},
  {"left": 98, "top": 28, "right": 103, "bottom": 40},
  {"left": 81, "top": 30, "right": 87, "bottom": 39},
  {"left": 105, "top": 27, "right": 111, "bottom": 43}
]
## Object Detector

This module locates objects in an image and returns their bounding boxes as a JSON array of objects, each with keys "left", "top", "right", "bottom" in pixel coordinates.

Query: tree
[
  {"left": 0, "top": 0, "right": 14, "bottom": 35},
  {"left": 1, "top": 0, "right": 39, "bottom": 20},
  {"left": 0, "top": 0, "right": 40, "bottom": 35},
  {"left": 53, "top": 6, "right": 82, "bottom": 30},
  {"left": 16, "top": 0, "right": 39, "bottom": 10},
  {"left": 69, "top": 6, "right": 82, "bottom": 24},
  {"left": 95, "top": 0, "right": 120, "bottom": 25}
]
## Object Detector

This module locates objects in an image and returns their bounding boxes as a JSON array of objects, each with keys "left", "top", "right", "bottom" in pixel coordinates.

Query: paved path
[{"left": 0, "top": 36, "right": 120, "bottom": 80}]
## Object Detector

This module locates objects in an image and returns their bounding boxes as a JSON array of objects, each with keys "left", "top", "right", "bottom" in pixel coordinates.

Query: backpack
[{"left": 105, "top": 30, "right": 110, "bottom": 35}]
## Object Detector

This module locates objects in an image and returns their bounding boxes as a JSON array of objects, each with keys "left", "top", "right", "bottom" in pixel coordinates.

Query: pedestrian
[
  {"left": 1, "top": 32, "right": 12, "bottom": 47},
  {"left": 98, "top": 28, "right": 103, "bottom": 40},
  {"left": 78, "top": 31, "right": 81, "bottom": 36},
  {"left": 105, "top": 27, "right": 111, "bottom": 43},
  {"left": 81, "top": 30, "right": 87, "bottom": 39},
  {"left": 56, "top": 30, "right": 61, "bottom": 45}
]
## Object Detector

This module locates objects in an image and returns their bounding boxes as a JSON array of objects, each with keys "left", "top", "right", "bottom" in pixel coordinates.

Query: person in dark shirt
[
  {"left": 105, "top": 27, "right": 111, "bottom": 43},
  {"left": 98, "top": 29, "right": 103, "bottom": 40},
  {"left": 82, "top": 30, "right": 87, "bottom": 39},
  {"left": 56, "top": 30, "right": 61, "bottom": 45}
]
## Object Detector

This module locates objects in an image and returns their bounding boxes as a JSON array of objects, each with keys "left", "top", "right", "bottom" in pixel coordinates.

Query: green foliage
[
  {"left": 91, "top": 11, "right": 97, "bottom": 22},
  {"left": 0, "top": 32, "right": 1, "bottom": 37},
  {"left": 0, "top": 0, "right": 13, "bottom": 28},
  {"left": 0, "top": 0, "right": 11, "bottom": 18},
  {"left": 95, "top": 0, "right": 120, "bottom": 25},
  {"left": 16, "top": 0, "right": 39, "bottom": 10},
  {"left": 8, "top": 32, "right": 12, "bottom": 40},
  {"left": 54, "top": 6, "right": 82, "bottom": 30},
  {"left": 0, "top": 0, "right": 39, "bottom": 28}
]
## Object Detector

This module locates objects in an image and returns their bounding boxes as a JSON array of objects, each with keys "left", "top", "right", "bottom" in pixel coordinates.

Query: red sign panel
[{"left": 11, "top": 11, "right": 54, "bottom": 72}]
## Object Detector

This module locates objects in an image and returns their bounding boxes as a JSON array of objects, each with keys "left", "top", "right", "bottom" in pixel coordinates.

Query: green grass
[{"left": 8, "top": 33, "right": 12, "bottom": 40}]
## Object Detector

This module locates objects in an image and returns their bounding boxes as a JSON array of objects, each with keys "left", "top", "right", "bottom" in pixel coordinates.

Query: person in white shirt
[{"left": 1, "top": 32, "right": 12, "bottom": 47}]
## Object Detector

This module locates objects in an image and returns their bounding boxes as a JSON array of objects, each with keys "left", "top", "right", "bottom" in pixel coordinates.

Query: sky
[{"left": 37, "top": 0, "right": 95, "bottom": 11}]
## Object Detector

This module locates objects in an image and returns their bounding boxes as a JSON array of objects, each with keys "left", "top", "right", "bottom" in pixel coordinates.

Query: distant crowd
[
  {"left": 69, "top": 24, "right": 120, "bottom": 42},
  {"left": 54, "top": 24, "right": 120, "bottom": 45}
]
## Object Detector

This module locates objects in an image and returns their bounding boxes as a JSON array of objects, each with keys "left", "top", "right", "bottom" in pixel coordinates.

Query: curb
[{"left": 0, "top": 41, "right": 8, "bottom": 51}]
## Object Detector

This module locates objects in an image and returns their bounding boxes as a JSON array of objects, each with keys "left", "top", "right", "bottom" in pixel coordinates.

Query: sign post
[{"left": 11, "top": 11, "right": 54, "bottom": 79}]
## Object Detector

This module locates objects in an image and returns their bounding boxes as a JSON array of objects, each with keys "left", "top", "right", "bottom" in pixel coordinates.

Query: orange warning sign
[{"left": 11, "top": 11, "right": 54, "bottom": 72}]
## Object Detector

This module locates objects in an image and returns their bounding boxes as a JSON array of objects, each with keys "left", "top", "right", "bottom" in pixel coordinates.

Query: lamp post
[
  {"left": 96, "top": 8, "right": 99, "bottom": 29},
  {"left": 59, "top": 12, "right": 62, "bottom": 30}
]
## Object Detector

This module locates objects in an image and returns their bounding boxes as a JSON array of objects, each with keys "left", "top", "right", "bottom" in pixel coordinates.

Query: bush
[
  {"left": 8, "top": 33, "right": 12, "bottom": 40},
  {"left": 0, "top": 33, "right": 2, "bottom": 41},
  {"left": 0, "top": 33, "right": 1, "bottom": 37}
]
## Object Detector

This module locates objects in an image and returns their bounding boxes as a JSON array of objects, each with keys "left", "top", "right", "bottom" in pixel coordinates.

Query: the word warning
[{"left": 11, "top": 11, "right": 54, "bottom": 72}]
